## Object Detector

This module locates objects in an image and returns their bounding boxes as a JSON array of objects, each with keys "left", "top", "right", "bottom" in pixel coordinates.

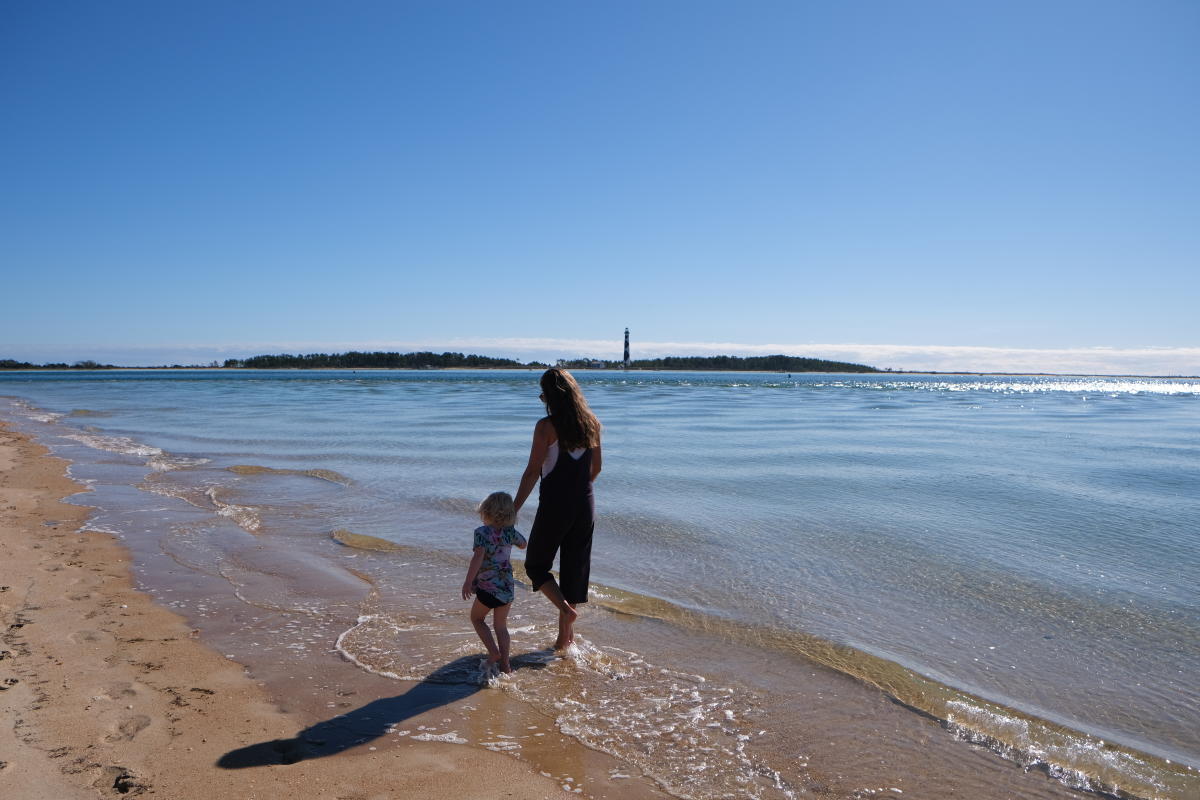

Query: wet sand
[{"left": 0, "top": 422, "right": 568, "bottom": 799}]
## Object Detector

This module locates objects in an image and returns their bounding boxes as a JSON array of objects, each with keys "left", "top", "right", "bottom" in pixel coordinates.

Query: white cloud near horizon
[{"left": 8, "top": 338, "right": 1200, "bottom": 376}]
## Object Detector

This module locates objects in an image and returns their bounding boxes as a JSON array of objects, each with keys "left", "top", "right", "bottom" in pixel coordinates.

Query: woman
[{"left": 514, "top": 368, "right": 602, "bottom": 650}]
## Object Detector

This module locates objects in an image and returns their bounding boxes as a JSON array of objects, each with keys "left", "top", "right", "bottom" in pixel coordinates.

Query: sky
[{"left": 2, "top": 1, "right": 1198, "bottom": 374}]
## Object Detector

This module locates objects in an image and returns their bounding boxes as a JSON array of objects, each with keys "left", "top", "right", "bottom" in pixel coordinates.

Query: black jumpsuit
[{"left": 525, "top": 443, "right": 594, "bottom": 605}]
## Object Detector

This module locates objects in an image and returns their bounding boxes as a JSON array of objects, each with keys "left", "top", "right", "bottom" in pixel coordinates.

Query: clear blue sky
[{"left": 3, "top": 1, "right": 1198, "bottom": 372}]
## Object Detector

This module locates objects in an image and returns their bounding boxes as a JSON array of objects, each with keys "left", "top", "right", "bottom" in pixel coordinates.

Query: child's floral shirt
[{"left": 472, "top": 525, "right": 526, "bottom": 604}]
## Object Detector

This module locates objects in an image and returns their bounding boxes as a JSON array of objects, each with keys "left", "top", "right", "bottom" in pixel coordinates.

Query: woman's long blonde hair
[{"left": 540, "top": 368, "right": 601, "bottom": 450}]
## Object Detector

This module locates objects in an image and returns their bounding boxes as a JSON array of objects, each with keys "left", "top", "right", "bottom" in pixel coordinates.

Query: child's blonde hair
[{"left": 478, "top": 491, "right": 517, "bottom": 528}]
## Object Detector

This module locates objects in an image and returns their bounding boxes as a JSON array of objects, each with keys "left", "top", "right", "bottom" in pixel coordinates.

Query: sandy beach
[{"left": 0, "top": 422, "right": 572, "bottom": 799}]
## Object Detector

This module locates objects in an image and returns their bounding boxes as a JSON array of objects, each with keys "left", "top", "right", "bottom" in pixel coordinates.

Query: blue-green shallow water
[{"left": 3, "top": 369, "right": 1198, "bottom": 797}]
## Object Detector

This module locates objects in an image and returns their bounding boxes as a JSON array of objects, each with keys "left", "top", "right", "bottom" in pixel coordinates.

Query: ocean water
[{"left": 2, "top": 369, "right": 1198, "bottom": 798}]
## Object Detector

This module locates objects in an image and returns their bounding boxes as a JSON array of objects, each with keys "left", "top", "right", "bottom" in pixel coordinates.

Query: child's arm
[{"left": 461, "top": 547, "right": 485, "bottom": 600}]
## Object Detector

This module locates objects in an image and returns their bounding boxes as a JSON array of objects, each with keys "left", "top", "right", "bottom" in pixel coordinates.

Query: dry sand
[{"left": 0, "top": 422, "right": 566, "bottom": 799}]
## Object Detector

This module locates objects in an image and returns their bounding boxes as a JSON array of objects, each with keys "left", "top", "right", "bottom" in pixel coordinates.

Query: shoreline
[{"left": 0, "top": 422, "right": 569, "bottom": 799}]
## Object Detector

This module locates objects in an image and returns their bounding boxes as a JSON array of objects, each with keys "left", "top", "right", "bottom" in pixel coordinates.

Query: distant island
[
  {"left": 556, "top": 354, "right": 879, "bottom": 373},
  {"left": 0, "top": 353, "right": 539, "bottom": 370},
  {"left": 1, "top": 359, "right": 118, "bottom": 370},
  {"left": 228, "top": 351, "right": 878, "bottom": 372},
  {"left": 225, "top": 351, "right": 541, "bottom": 369},
  {"left": 2, "top": 351, "right": 879, "bottom": 373}
]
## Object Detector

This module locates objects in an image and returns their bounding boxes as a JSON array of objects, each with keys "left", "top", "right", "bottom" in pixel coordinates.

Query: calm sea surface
[{"left": 3, "top": 369, "right": 1198, "bottom": 798}]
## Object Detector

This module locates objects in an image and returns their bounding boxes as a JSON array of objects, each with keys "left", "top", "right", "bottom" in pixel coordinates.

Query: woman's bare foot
[
  {"left": 499, "top": 659, "right": 513, "bottom": 674},
  {"left": 537, "top": 579, "right": 579, "bottom": 649},
  {"left": 553, "top": 605, "right": 578, "bottom": 650}
]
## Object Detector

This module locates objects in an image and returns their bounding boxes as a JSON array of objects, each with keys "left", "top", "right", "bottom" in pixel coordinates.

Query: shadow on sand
[{"left": 216, "top": 654, "right": 549, "bottom": 768}]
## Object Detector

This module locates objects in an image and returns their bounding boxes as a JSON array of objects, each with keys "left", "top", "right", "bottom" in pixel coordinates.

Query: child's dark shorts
[{"left": 474, "top": 588, "right": 508, "bottom": 609}]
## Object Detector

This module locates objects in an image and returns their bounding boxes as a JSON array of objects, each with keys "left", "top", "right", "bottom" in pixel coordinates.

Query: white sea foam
[
  {"left": 6, "top": 399, "right": 65, "bottom": 423},
  {"left": 6, "top": 400, "right": 210, "bottom": 473},
  {"left": 81, "top": 523, "right": 125, "bottom": 536},
  {"left": 333, "top": 602, "right": 799, "bottom": 799},
  {"left": 205, "top": 487, "right": 261, "bottom": 533},
  {"left": 944, "top": 700, "right": 1168, "bottom": 797},
  {"left": 514, "top": 638, "right": 797, "bottom": 800},
  {"left": 410, "top": 731, "right": 468, "bottom": 744},
  {"left": 334, "top": 615, "right": 424, "bottom": 681},
  {"left": 148, "top": 453, "right": 211, "bottom": 471},
  {"left": 878, "top": 379, "right": 1200, "bottom": 395},
  {"left": 62, "top": 431, "right": 164, "bottom": 458},
  {"left": 138, "top": 480, "right": 207, "bottom": 508},
  {"left": 481, "top": 739, "right": 521, "bottom": 752}
]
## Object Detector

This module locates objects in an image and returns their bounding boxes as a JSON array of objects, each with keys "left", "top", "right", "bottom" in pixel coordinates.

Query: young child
[{"left": 461, "top": 491, "right": 527, "bottom": 674}]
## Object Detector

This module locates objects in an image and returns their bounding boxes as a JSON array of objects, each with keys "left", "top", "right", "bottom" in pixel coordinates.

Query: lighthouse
[{"left": 623, "top": 328, "right": 630, "bottom": 369}]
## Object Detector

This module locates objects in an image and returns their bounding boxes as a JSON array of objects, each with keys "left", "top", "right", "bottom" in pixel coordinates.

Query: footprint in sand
[
  {"left": 69, "top": 630, "right": 104, "bottom": 644},
  {"left": 105, "top": 715, "right": 151, "bottom": 742},
  {"left": 92, "top": 766, "right": 146, "bottom": 795},
  {"left": 94, "top": 682, "right": 137, "bottom": 701}
]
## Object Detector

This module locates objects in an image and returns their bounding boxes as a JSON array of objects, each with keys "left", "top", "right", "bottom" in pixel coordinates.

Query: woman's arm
[
  {"left": 513, "top": 418, "right": 553, "bottom": 514},
  {"left": 461, "top": 547, "right": 485, "bottom": 600},
  {"left": 590, "top": 441, "right": 602, "bottom": 482}
]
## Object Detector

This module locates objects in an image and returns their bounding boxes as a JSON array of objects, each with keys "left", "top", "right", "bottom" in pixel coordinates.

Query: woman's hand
[{"left": 461, "top": 581, "right": 474, "bottom": 601}]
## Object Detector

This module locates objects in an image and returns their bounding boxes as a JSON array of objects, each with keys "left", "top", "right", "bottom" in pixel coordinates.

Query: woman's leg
[
  {"left": 548, "top": 508, "right": 593, "bottom": 648},
  {"left": 557, "top": 515, "right": 594, "bottom": 606},
  {"left": 524, "top": 505, "right": 563, "bottom": 593},
  {"left": 557, "top": 605, "right": 576, "bottom": 650},
  {"left": 527, "top": 502, "right": 578, "bottom": 648},
  {"left": 536, "top": 578, "right": 578, "bottom": 649},
  {"left": 469, "top": 600, "right": 500, "bottom": 663}
]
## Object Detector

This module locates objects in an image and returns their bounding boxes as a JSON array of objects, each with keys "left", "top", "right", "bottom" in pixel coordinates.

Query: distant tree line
[
  {"left": 556, "top": 354, "right": 879, "bottom": 373},
  {"left": 3, "top": 352, "right": 878, "bottom": 373},
  {"left": 225, "top": 351, "right": 547, "bottom": 369},
  {"left": 0, "top": 359, "right": 116, "bottom": 370}
]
